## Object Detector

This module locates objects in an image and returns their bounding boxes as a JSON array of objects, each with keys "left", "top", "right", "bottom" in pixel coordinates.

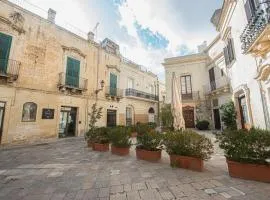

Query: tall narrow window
[
  {"left": 239, "top": 95, "right": 249, "bottom": 128},
  {"left": 223, "top": 38, "right": 235, "bottom": 66},
  {"left": 22, "top": 102, "right": 37, "bottom": 122},
  {"left": 110, "top": 73, "right": 117, "bottom": 96},
  {"left": 126, "top": 107, "right": 132, "bottom": 126},
  {"left": 127, "top": 78, "right": 134, "bottom": 89},
  {"left": 66, "top": 57, "right": 80, "bottom": 88},
  {"left": 0, "top": 32, "right": 12, "bottom": 75},
  {"left": 181, "top": 75, "right": 192, "bottom": 99}
]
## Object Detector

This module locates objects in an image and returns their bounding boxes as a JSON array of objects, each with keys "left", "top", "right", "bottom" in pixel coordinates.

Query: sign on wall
[{"left": 42, "top": 109, "right": 55, "bottom": 119}]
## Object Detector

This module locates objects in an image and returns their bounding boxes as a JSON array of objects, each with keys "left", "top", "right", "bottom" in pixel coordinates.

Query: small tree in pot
[
  {"left": 217, "top": 128, "right": 270, "bottom": 182},
  {"left": 85, "top": 103, "right": 102, "bottom": 147},
  {"left": 136, "top": 128, "right": 163, "bottom": 162},
  {"left": 163, "top": 130, "right": 213, "bottom": 171},
  {"left": 109, "top": 126, "right": 132, "bottom": 156}
]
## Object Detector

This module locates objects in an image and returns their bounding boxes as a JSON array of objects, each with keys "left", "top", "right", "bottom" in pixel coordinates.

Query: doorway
[
  {"left": 213, "top": 109, "right": 221, "bottom": 129},
  {"left": 0, "top": 102, "right": 5, "bottom": 144},
  {"left": 183, "top": 106, "right": 195, "bottom": 128},
  {"left": 59, "top": 106, "right": 77, "bottom": 138},
  {"left": 107, "top": 109, "right": 117, "bottom": 127}
]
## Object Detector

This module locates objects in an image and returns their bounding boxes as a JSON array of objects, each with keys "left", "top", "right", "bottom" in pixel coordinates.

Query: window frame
[
  {"left": 21, "top": 102, "right": 37, "bottom": 122},
  {"left": 180, "top": 75, "right": 192, "bottom": 95}
]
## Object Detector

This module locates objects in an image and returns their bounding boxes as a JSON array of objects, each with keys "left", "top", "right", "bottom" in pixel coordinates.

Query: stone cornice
[
  {"left": 163, "top": 53, "right": 209, "bottom": 67},
  {"left": 0, "top": 16, "right": 25, "bottom": 34},
  {"left": 61, "top": 45, "right": 86, "bottom": 58},
  {"left": 107, "top": 65, "right": 121, "bottom": 72}
]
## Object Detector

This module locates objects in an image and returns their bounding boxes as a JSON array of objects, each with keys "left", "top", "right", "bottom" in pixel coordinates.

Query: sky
[{"left": 11, "top": 0, "right": 223, "bottom": 81}]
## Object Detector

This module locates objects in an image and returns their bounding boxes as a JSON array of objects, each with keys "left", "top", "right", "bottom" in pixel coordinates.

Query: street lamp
[{"left": 95, "top": 80, "right": 105, "bottom": 94}]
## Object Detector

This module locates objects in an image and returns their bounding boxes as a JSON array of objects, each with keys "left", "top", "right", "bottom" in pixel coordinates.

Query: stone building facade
[{"left": 0, "top": 1, "right": 159, "bottom": 145}]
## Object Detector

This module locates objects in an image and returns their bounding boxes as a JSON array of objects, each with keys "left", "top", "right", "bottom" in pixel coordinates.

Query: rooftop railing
[{"left": 125, "top": 88, "right": 158, "bottom": 101}]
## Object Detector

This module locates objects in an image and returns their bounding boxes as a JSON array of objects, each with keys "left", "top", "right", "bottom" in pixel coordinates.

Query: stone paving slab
[{"left": 0, "top": 136, "right": 269, "bottom": 200}]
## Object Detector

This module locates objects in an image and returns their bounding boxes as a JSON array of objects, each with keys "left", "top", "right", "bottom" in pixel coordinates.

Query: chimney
[
  {"left": 87, "top": 31, "right": 95, "bottom": 41},
  {"left": 47, "top": 8, "right": 56, "bottom": 23}
]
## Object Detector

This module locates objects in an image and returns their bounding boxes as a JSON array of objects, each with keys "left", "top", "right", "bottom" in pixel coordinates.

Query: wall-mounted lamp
[{"left": 95, "top": 80, "right": 105, "bottom": 94}]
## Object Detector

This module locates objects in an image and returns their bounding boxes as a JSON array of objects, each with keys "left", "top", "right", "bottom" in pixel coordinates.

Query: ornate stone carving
[
  {"left": 61, "top": 45, "right": 86, "bottom": 58},
  {"left": 0, "top": 11, "right": 25, "bottom": 34}
]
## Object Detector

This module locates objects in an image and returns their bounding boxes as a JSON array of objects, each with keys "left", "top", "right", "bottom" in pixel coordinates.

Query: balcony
[
  {"left": 0, "top": 59, "right": 20, "bottom": 82},
  {"left": 58, "top": 72, "right": 88, "bottom": 93},
  {"left": 105, "top": 86, "right": 123, "bottom": 99},
  {"left": 181, "top": 91, "right": 200, "bottom": 102},
  {"left": 204, "top": 77, "right": 230, "bottom": 96},
  {"left": 125, "top": 88, "right": 158, "bottom": 101},
  {"left": 240, "top": 3, "right": 270, "bottom": 56}
]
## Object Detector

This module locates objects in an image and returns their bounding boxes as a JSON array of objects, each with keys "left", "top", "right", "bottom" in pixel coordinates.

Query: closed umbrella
[{"left": 171, "top": 72, "right": 185, "bottom": 130}]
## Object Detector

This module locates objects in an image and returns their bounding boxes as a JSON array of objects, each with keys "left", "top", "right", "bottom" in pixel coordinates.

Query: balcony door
[
  {"left": 66, "top": 57, "right": 80, "bottom": 88},
  {"left": 107, "top": 109, "right": 117, "bottom": 127},
  {"left": 0, "top": 32, "right": 12, "bottom": 75},
  {"left": 180, "top": 75, "right": 192, "bottom": 99},
  {"left": 209, "top": 68, "right": 216, "bottom": 91},
  {"left": 59, "top": 106, "right": 77, "bottom": 138},
  {"left": 110, "top": 73, "right": 117, "bottom": 96}
]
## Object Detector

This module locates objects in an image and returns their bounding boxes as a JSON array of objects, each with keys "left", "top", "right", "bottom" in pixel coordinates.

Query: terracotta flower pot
[
  {"left": 92, "top": 143, "right": 109, "bottom": 152},
  {"left": 227, "top": 159, "right": 270, "bottom": 182},
  {"left": 170, "top": 155, "right": 203, "bottom": 172},
  {"left": 111, "top": 145, "right": 130, "bottom": 156},
  {"left": 136, "top": 147, "right": 161, "bottom": 162},
  {"left": 131, "top": 132, "right": 137, "bottom": 138}
]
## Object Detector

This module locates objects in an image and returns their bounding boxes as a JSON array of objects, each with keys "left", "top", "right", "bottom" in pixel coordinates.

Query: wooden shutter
[
  {"left": 228, "top": 38, "right": 235, "bottom": 63},
  {"left": 66, "top": 57, "right": 80, "bottom": 87},
  {"left": 0, "top": 32, "right": 12, "bottom": 74},
  {"left": 209, "top": 68, "right": 216, "bottom": 91},
  {"left": 223, "top": 47, "right": 230, "bottom": 66},
  {"left": 245, "top": 0, "right": 252, "bottom": 21}
]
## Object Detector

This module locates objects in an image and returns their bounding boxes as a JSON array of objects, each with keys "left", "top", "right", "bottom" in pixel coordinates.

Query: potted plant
[
  {"left": 196, "top": 120, "right": 210, "bottom": 130},
  {"left": 136, "top": 129, "right": 163, "bottom": 162},
  {"left": 128, "top": 125, "right": 137, "bottom": 138},
  {"left": 163, "top": 130, "right": 214, "bottom": 171},
  {"left": 85, "top": 103, "right": 102, "bottom": 147},
  {"left": 109, "top": 126, "right": 132, "bottom": 156},
  {"left": 92, "top": 127, "right": 110, "bottom": 152},
  {"left": 218, "top": 128, "right": 270, "bottom": 182}
]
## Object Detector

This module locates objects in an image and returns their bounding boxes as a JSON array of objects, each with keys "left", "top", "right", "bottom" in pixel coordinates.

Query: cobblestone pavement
[{"left": 0, "top": 132, "right": 269, "bottom": 200}]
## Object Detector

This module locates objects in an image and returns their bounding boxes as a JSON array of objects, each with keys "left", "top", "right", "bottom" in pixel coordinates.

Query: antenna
[{"left": 93, "top": 22, "right": 100, "bottom": 40}]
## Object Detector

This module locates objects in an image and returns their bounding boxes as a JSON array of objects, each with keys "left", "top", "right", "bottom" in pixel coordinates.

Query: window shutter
[
  {"left": 245, "top": 0, "right": 252, "bottom": 21},
  {"left": 228, "top": 38, "right": 235, "bottom": 63},
  {"left": 223, "top": 47, "right": 229, "bottom": 66}
]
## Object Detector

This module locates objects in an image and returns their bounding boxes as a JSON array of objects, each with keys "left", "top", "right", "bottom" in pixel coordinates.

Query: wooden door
[{"left": 183, "top": 106, "right": 195, "bottom": 128}]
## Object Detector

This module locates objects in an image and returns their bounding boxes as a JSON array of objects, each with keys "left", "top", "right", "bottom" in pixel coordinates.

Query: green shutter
[
  {"left": 110, "top": 73, "right": 117, "bottom": 96},
  {"left": 66, "top": 57, "right": 80, "bottom": 87},
  {"left": 0, "top": 32, "right": 12, "bottom": 74}
]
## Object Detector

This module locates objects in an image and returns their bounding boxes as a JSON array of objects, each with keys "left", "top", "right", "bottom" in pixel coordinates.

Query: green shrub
[
  {"left": 196, "top": 120, "right": 210, "bottom": 130},
  {"left": 148, "top": 122, "right": 157, "bottom": 129},
  {"left": 137, "top": 130, "right": 163, "bottom": 151},
  {"left": 87, "top": 127, "right": 110, "bottom": 144},
  {"left": 163, "top": 130, "right": 214, "bottom": 160},
  {"left": 220, "top": 101, "right": 237, "bottom": 130},
  {"left": 109, "top": 126, "right": 131, "bottom": 148},
  {"left": 135, "top": 123, "right": 152, "bottom": 136},
  {"left": 217, "top": 128, "right": 270, "bottom": 164},
  {"left": 160, "top": 104, "right": 174, "bottom": 130}
]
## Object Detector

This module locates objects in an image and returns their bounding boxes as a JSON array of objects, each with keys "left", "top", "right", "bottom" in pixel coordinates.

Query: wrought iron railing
[
  {"left": 240, "top": 2, "right": 270, "bottom": 53},
  {"left": 204, "top": 77, "right": 230, "bottom": 95},
  {"left": 181, "top": 91, "right": 200, "bottom": 101},
  {"left": 125, "top": 88, "right": 158, "bottom": 101},
  {"left": 0, "top": 59, "right": 21, "bottom": 79},
  {"left": 105, "top": 86, "right": 123, "bottom": 97},
  {"left": 58, "top": 72, "right": 88, "bottom": 91}
]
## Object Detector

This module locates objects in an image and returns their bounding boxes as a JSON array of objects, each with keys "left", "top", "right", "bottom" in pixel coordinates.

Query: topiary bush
[
  {"left": 163, "top": 130, "right": 214, "bottom": 160},
  {"left": 91, "top": 127, "right": 110, "bottom": 144},
  {"left": 135, "top": 123, "right": 152, "bottom": 136},
  {"left": 220, "top": 101, "right": 237, "bottom": 130},
  {"left": 136, "top": 130, "right": 163, "bottom": 151},
  {"left": 217, "top": 128, "right": 270, "bottom": 164},
  {"left": 196, "top": 120, "right": 210, "bottom": 130},
  {"left": 109, "top": 126, "right": 131, "bottom": 148}
]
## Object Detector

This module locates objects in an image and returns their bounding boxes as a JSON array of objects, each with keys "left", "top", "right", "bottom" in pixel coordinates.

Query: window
[
  {"left": 110, "top": 73, "right": 117, "bottom": 96},
  {"left": 239, "top": 96, "right": 249, "bottom": 126},
  {"left": 126, "top": 107, "right": 132, "bottom": 126},
  {"left": 221, "top": 69, "right": 224, "bottom": 77},
  {"left": 22, "top": 102, "right": 37, "bottom": 122},
  {"left": 223, "top": 38, "right": 235, "bottom": 66},
  {"left": 0, "top": 32, "right": 12, "bottom": 74},
  {"left": 66, "top": 57, "right": 80, "bottom": 88},
  {"left": 127, "top": 78, "right": 134, "bottom": 89},
  {"left": 244, "top": 0, "right": 259, "bottom": 21},
  {"left": 180, "top": 75, "right": 192, "bottom": 94}
]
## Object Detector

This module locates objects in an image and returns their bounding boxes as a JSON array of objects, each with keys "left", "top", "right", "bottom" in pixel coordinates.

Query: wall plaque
[{"left": 42, "top": 108, "right": 54, "bottom": 119}]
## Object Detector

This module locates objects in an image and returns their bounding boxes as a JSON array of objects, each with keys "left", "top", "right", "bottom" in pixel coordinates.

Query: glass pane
[
  {"left": 59, "top": 112, "right": 68, "bottom": 134},
  {"left": 0, "top": 109, "right": 3, "bottom": 129}
]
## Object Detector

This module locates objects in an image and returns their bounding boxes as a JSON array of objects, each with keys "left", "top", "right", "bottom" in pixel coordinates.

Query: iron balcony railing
[
  {"left": 240, "top": 2, "right": 270, "bottom": 53},
  {"left": 105, "top": 86, "right": 123, "bottom": 97},
  {"left": 0, "top": 59, "right": 21, "bottom": 79},
  {"left": 58, "top": 72, "right": 88, "bottom": 91},
  {"left": 204, "top": 77, "right": 230, "bottom": 95},
  {"left": 125, "top": 88, "right": 158, "bottom": 101},
  {"left": 181, "top": 91, "right": 200, "bottom": 101}
]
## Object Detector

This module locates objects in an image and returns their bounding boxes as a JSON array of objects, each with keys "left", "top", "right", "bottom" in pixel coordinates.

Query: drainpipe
[{"left": 157, "top": 78, "right": 160, "bottom": 126}]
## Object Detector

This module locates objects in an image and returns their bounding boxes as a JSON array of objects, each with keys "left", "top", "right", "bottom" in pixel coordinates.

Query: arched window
[
  {"left": 148, "top": 107, "right": 155, "bottom": 114},
  {"left": 22, "top": 102, "right": 37, "bottom": 122}
]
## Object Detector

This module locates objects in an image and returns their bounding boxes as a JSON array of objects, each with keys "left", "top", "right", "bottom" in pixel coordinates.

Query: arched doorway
[{"left": 148, "top": 107, "right": 155, "bottom": 123}]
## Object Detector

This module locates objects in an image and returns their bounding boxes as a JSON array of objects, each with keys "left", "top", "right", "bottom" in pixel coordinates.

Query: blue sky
[{"left": 11, "top": 0, "right": 223, "bottom": 81}]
